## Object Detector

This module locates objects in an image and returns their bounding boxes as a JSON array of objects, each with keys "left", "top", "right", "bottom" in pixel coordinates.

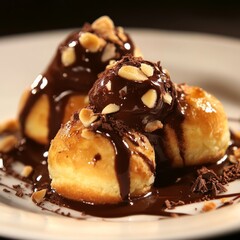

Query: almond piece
[
  {"left": 31, "top": 189, "right": 47, "bottom": 204},
  {"left": 106, "top": 81, "right": 112, "bottom": 91},
  {"left": 202, "top": 201, "right": 216, "bottom": 212},
  {"left": 162, "top": 68, "right": 170, "bottom": 78},
  {"left": 163, "top": 92, "right": 173, "bottom": 105},
  {"left": 79, "top": 32, "right": 106, "bottom": 53},
  {"left": 118, "top": 65, "right": 148, "bottom": 81},
  {"left": 79, "top": 108, "right": 98, "bottom": 127},
  {"left": 106, "top": 60, "right": 117, "bottom": 69},
  {"left": 101, "top": 43, "right": 116, "bottom": 62},
  {"left": 140, "top": 63, "right": 154, "bottom": 77},
  {"left": 21, "top": 165, "right": 33, "bottom": 178},
  {"left": 141, "top": 89, "right": 157, "bottom": 108},
  {"left": 102, "top": 104, "right": 120, "bottom": 114},
  {"left": 145, "top": 120, "right": 163, "bottom": 132},
  {"left": 61, "top": 47, "right": 76, "bottom": 67},
  {"left": 92, "top": 16, "right": 115, "bottom": 32},
  {"left": 0, "top": 135, "right": 17, "bottom": 153}
]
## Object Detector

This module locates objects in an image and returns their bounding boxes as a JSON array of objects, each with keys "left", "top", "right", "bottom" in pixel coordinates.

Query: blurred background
[
  {"left": 0, "top": 0, "right": 240, "bottom": 38},
  {"left": 0, "top": 0, "right": 240, "bottom": 240}
]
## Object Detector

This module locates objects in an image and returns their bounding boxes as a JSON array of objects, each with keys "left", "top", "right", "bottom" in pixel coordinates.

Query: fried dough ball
[
  {"left": 162, "top": 85, "right": 230, "bottom": 167},
  {"left": 18, "top": 16, "right": 141, "bottom": 145},
  {"left": 48, "top": 117, "right": 155, "bottom": 204}
]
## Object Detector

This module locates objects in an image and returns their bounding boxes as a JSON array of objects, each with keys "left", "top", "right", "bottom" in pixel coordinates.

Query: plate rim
[{"left": 1, "top": 28, "right": 240, "bottom": 240}]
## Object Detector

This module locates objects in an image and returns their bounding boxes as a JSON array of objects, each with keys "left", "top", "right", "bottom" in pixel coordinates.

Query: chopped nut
[
  {"left": 145, "top": 120, "right": 163, "bottom": 132},
  {"left": 101, "top": 43, "right": 116, "bottom": 62},
  {"left": 31, "top": 189, "right": 47, "bottom": 204},
  {"left": 61, "top": 47, "right": 76, "bottom": 67},
  {"left": 140, "top": 63, "right": 154, "bottom": 77},
  {"left": 162, "top": 68, "right": 170, "bottom": 78},
  {"left": 102, "top": 104, "right": 120, "bottom": 114},
  {"left": 106, "top": 60, "right": 117, "bottom": 69},
  {"left": 163, "top": 92, "right": 173, "bottom": 105},
  {"left": 79, "top": 108, "right": 98, "bottom": 127},
  {"left": 81, "top": 129, "right": 95, "bottom": 140},
  {"left": 92, "top": 16, "right": 115, "bottom": 32},
  {"left": 0, "top": 119, "right": 19, "bottom": 133},
  {"left": 202, "top": 201, "right": 216, "bottom": 212},
  {"left": 79, "top": 32, "right": 106, "bottom": 53},
  {"left": 0, "top": 135, "right": 17, "bottom": 153},
  {"left": 106, "top": 81, "right": 112, "bottom": 91},
  {"left": 117, "top": 27, "right": 127, "bottom": 42},
  {"left": 118, "top": 65, "right": 148, "bottom": 81},
  {"left": 21, "top": 165, "right": 33, "bottom": 178},
  {"left": 141, "top": 89, "right": 157, "bottom": 108},
  {"left": 92, "top": 16, "right": 120, "bottom": 43}
]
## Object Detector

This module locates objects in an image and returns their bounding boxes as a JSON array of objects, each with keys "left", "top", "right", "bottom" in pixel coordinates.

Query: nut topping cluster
[
  {"left": 60, "top": 16, "right": 135, "bottom": 67},
  {"left": 83, "top": 56, "right": 177, "bottom": 133}
]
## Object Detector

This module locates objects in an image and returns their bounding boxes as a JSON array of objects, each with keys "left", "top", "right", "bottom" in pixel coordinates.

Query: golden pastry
[
  {"left": 48, "top": 114, "right": 155, "bottom": 204},
  {"left": 18, "top": 16, "right": 141, "bottom": 145},
  {"left": 162, "top": 84, "right": 230, "bottom": 167},
  {"left": 48, "top": 55, "right": 230, "bottom": 204}
]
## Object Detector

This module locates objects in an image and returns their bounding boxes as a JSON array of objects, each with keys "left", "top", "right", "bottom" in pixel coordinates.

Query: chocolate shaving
[
  {"left": 191, "top": 167, "right": 227, "bottom": 195},
  {"left": 221, "top": 162, "right": 240, "bottom": 184},
  {"left": 3, "top": 188, "right": 10, "bottom": 193},
  {"left": 164, "top": 199, "right": 185, "bottom": 209},
  {"left": 13, "top": 184, "right": 24, "bottom": 197}
]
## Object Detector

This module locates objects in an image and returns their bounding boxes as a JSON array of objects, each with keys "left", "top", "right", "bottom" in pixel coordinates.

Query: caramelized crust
[
  {"left": 163, "top": 85, "right": 230, "bottom": 167},
  {"left": 48, "top": 120, "right": 155, "bottom": 204}
]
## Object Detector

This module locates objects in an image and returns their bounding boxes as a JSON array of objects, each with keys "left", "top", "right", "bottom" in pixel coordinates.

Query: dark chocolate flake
[
  {"left": 191, "top": 167, "right": 226, "bottom": 195},
  {"left": 13, "top": 184, "right": 24, "bottom": 198},
  {"left": 3, "top": 188, "right": 10, "bottom": 193}
]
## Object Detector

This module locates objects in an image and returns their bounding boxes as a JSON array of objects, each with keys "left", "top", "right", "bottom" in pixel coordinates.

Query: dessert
[
  {"left": 18, "top": 16, "right": 140, "bottom": 145},
  {"left": 162, "top": 84, "right": 230, "bottom": 167},
  {"left": 48, "top": 56, "right": 230, "bottom": 204},
  {"left": 48, "top": 119, "right": 155, "bottom": 204},
  {"left": 0, "top": 20, "right": 240, "bottom": 219}
]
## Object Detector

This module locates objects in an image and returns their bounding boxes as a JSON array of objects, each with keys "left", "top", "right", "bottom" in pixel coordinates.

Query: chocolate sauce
[
  {"left": 89, "top": 56, "right": 176, "bottom": 132},
  {"left": 1, "top": 132, "right": 240, "bottom": 218},
  {"left": 2, "top": 51, "right": 240, "bottom": 219},
  {"left": 19, "top": 24, "right": 135, "bottom": 142}
]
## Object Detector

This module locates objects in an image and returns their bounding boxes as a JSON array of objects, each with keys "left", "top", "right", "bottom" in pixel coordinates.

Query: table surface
[{"left": 0, "top": 1, "right": 240, "bottom": 239}]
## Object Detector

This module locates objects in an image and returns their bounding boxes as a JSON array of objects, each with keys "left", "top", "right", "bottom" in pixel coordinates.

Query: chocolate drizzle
[
  {"left": 19, "top": 23, "right": 135, "bottom": 143},
  {"left": 97, "top": 129, "right": 131, "bottom": 200},
  {"left": 89, "top": 56, "right": 177, "bottom": 132},
  {"left": 92, "top": 115, "right": 155, "bottom": 200},
  {"left": 1, "top": 48, "right": 240, "bottom": 219},
  {"left": 1, "top": 128, "right": 240, "bottom": 218}
]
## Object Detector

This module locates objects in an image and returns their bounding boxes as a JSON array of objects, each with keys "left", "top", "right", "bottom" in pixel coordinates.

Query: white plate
[{"left": 0, "top": 29, "right": 240, "bottom": 240}]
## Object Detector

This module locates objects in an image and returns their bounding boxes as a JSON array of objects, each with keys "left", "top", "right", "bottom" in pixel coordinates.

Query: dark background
[
  {"left": 0, "top": 0, "right": 240, "bottom": 39},
  {"left": 0, "top": 0, "right": 240, "bottom": 239}
]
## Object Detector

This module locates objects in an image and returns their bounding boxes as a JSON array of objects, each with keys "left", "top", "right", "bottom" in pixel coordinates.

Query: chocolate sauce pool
[{"left": 1, "top": 129, "right": 240, "bottom": 218}]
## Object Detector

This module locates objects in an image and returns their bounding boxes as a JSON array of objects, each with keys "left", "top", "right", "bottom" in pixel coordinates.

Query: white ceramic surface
[{"left": 0, "top": 29, "right": 240, "bottom": 240}]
